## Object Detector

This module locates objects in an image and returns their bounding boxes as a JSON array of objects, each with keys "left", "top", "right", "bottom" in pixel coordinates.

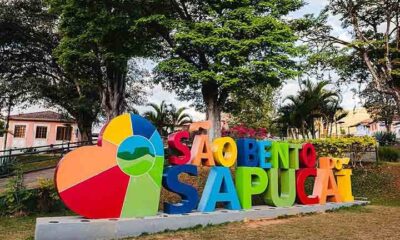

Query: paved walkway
[{"left": 0, "top": 168, "right": 55, "bottom": 193}]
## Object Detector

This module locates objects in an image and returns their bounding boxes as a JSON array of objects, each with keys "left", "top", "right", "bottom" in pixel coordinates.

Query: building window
[
  {"left": 56, "top": 126, "right": 72, "bottom": 141},
  {"left": 35, "top": 126, "right": 47, "bottom": 139},
  {"left": 14, "top": 125, "right": 26, "bottom": 138}
]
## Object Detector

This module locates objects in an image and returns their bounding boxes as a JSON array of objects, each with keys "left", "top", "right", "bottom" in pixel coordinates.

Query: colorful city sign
[{"left": 55, "top": 113, "right": 354, "bottom": 219}]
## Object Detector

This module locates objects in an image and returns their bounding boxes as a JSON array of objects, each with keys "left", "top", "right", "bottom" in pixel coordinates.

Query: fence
[{"left": 0, "top": 139, "right": 97, "bottom": 178}]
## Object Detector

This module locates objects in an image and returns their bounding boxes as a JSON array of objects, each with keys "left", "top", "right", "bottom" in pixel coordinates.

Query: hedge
[
  {"left": 378, "top": 146, "right": 400, "bottom": 162},
  {"left": 289, "top": 136, "right": 377, "bottom": 166}
]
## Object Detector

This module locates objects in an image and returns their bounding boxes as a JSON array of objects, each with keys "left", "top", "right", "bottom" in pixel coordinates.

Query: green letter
[
  {"left": 236, "top": 167, "right": 268, "bottom": 209},
  {"left": 264, "top": 168, "right": 296, "bottom": 207}
]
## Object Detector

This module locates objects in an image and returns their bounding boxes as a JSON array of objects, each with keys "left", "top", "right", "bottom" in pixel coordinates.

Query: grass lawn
[
  {"left": 130, "top": 205, "right": 400, "bottom": 240},
  {"left": 0, "top": 162, "right": 399, "bottom": 240},
  {"left": 1, "top": 205, "right": 398, "bottom": 240},
  {"left": 17, "top": 154, "right": 60, "bottom": 173},
  {"left": 0, "top": 211, "right": 72, "bottom": 240},
  {"left": 0, "top": 215, "right": 36, "bottom": 240},
  {"left": 20, "top": 158, "right": 58, "bottom": 173}
]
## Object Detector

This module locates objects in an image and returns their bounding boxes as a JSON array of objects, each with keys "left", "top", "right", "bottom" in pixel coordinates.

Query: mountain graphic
[{"left": 117, "top": 147, "right": 154, "bottom": 161}]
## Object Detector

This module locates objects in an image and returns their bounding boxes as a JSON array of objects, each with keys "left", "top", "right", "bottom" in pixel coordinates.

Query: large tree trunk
[
  {"left": 202, "top": 82, "right": 222, "bottom": 141},
  {"left": 78, "top": 122, "right": 93, "bottom": 143},
  {"left": 74, "top": 113, "right": 94, "bottom": 144},
  {"left": 102, "top": 62, "right": 127, "bottom": 121},
  {"left": 205, "top": 97, "right": 221, "bottom": 141}
]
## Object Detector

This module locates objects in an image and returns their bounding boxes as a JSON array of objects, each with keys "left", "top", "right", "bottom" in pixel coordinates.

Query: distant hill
[{"left": 118, "top": 147, "right": 154, "bottom": 161}]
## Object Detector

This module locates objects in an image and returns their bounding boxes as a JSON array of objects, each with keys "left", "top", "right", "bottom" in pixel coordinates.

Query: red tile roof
[{"left": 9, "top": 111, "right": 75, "bottom": 123}]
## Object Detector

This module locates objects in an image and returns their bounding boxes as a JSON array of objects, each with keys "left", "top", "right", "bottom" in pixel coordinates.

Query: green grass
[
  {"left": 352, "top": 162, "right": 400, "bottom": 206},
  {"left": 20, "top": 159, "right": 58, "bottom": 172},
  {"left": 0, "top": 211, "right": 72, "bottom": 240},
  {"left": 0, "top": 215, "right": 36, "bottom": 240},
  {"left": 129, "top": 205, "right": 400, "bottom": 240},
  {"left": 17, "top": 154, "right": 60, "bottom": 173}
]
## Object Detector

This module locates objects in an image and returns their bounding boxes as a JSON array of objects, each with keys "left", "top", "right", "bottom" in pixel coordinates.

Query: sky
[{"left": 10, "top": 0, "right": 363, "bottom": 124}]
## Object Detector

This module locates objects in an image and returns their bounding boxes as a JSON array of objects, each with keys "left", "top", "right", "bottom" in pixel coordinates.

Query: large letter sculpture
[
  {"left": 55, "top": 114, "right": 165, "bottom": 219},
  {"left": 264, "top": 142, "right": 296, "bottom": 207}
]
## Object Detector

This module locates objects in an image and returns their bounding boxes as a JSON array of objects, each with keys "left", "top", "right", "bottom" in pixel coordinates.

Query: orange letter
[
  {"left": 190, "top": 135, "right": 215, "bottom": 166},
  {"left": 312, "top": 157, "right": 342, "bottom": 204}
]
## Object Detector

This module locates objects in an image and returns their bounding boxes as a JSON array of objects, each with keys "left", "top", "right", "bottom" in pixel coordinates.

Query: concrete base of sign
[{"left": 35, "top": 201, "right": 368, "bottom": 240}]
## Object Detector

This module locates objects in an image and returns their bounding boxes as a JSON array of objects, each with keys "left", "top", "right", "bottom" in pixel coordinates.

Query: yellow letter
[{"left": 212, "top": 137, "right": 237, "bottom": 167}]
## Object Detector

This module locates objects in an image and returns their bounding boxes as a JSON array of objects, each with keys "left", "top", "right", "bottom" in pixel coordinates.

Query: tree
[
  {"left": 361, "top": 83, "right": 398, "bottom": 132},
  {"left": 143, "top": 101, "right": 193, "bottom": 135},
  {"left": 143, "top": 101, "right": 171, "bottom": 136},
  {"left": 0, "top": 0, "right": 100, "bottom": 141},
  {"left": 134, "top": 0, "right": 306, "bottom": 139},
  {"left": 305, "top": 0, "right": 400, "bottom": 110},
  {"left": 47, "top": 0, "right": 152, "bottom": 120},
  {"left": 168, "top": 106, "right": 192, "bottom": 133},
  {"left": 277, "top": 80, "right": 341, "bottom": 139},
  {"left": 331, "top": 107, "right": 348, "bottom": 137},
  {"left": 226, "top": 85, "right": 277, "bottom": 130}
]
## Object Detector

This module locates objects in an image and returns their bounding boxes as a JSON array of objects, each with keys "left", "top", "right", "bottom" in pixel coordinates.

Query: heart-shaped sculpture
[{"left": 55, "top": 114, "right": 164, "bottom": 219}]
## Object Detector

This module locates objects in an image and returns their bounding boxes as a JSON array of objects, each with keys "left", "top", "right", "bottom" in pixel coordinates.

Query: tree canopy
[
  {"left": 143, "top": 101, "right": 192, "bottom": 136},
  {"left": 47, "top": 0, "right": 152, "bottom": 120},
  {"left": 133, "top": 0, "right": 307, "bottom": 139},
  {"left": 361, "top": 83, "right": 398, "bottom": 131},
  {"left": 304, "top": 0, "right": 400, "bottom": 110},
  {"left": 0, "top": 0, "right": 101, "bottom": 141},
  {"left": 226, "top": 85, "right": 278, "bottom": 130},
  {"left": 277, "top": 80, "right": 344, "bottom": 139}
]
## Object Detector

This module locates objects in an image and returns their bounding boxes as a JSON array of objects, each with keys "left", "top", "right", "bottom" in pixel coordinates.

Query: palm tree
[
  {"left": 320, "top": 98, "right": 349, "bottom": 137},
  {"left": 333, "top": 109, "right": 348, "bottom": 136},
  {"left": 143, "top": 101, "right": 193, "bottom": 135},
  {"left": 143, "top": 101, "right": 170, "bottom": 136},
  {"left": 168, "top": 106, "right": 193, "bottom": 133},
  {"left": 278, "top": 80, "right": 342, "bottom": 139}
]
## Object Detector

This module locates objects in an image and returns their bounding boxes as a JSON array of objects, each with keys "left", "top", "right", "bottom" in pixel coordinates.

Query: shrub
[
  {"left": 0, "top": 155, "right": 16, "bottom": 176},
  {"left": 0, "top": 172, "right": 66, "bottom": 216},
  {"left": 289, "top": 136, "right": 377, "bottom": 166},
  {"left": 0, "top": 167, "right": 32, "bottom": 216},
  {"left": 35, "top": 178, "right": 65, "bottom": 213},
  {"left": 222, "top": 124, "right": 267, "bottom": 140},
  {"left": 374, "top": 131, "right": 397, "bottom": 146},
  {"left": 378, "top": 147, "right": 400, "bottom": 162}
]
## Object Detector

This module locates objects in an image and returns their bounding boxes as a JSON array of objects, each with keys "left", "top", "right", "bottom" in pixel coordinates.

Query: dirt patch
[{"left": 245, "top": 218, "right": 289, "bottom": 228}]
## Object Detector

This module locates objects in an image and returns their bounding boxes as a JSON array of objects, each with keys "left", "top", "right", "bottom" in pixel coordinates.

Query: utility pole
[{"left": 3, "top": 96, "right": 13, "bottom": 151}]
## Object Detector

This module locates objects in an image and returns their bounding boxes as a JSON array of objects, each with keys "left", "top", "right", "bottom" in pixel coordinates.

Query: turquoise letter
[{"left": 198, "top": 167, "right": 241, "bottom": 212}]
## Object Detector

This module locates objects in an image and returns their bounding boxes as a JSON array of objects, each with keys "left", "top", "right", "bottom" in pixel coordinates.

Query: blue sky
[{"left": 12, "top": 0, "right": 362, "bottom": 124}]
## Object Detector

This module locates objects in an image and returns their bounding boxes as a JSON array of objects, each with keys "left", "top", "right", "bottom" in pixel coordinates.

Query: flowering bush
[
  {"left": 290, "top": 136, "right": 377, "bottom": 167},
  {"left": 222, "top": 124, "right": 267, "bottom": 140}
]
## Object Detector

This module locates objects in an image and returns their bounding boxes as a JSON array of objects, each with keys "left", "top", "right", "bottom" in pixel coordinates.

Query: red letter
[
  {"left": 168, "top": 131, "right": 191, "bottom": 165},
  {"left": 299, "top": 143, "right": 316, "bottom": 168},
  {"left": 296, "top": 168, "right": 319, "bottom": 205}
]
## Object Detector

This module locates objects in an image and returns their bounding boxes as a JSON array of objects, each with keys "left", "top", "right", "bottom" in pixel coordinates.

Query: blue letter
[
  {"left": 258, "top": 140, "right": 272, "bottom": 169},
  {"left": 237, "top": 138, "right": 258, "bottom": 167},
  {"left": 198, "top": 167, "right": 241, "bottom": 212},
  {"left": 162, "top": 165, "right": 198, "bottom": 214}
]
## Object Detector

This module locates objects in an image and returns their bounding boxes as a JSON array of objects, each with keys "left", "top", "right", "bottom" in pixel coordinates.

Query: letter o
[
  {"left": 299, "top": 143, "right": 317, "bottom": 168},
  {"left": 212, "top": 137, "right": 237, "bottom": 167}
]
